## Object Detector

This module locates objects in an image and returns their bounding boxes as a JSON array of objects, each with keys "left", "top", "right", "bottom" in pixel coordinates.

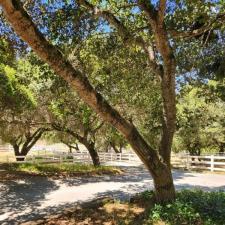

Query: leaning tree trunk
[
  {"left": 84, "top": 142, "right": 100, "bottom": 166},
  {"left": 0, "top": 0, "right": 175, "bottom": 203},
  {"left": 73, "top": 136, "right": 100, "bottom": 166},
  {"left": 110, "top": 141, "right": 121, "bottom": 154},
  {"left": 13, "top": 145, "right": 26, "bottom": 161}
]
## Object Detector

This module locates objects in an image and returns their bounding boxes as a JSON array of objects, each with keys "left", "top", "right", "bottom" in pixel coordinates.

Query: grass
[
  {"left": 0, "top": 162, "right": 122, "bottom": 177},
  {"left": 30, "top": 189, "right": 225, "bottom": 225}
]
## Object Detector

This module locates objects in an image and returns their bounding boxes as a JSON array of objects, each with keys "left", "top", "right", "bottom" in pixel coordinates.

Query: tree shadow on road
[{"left": 0, "top": 173, "right": 59, "bottom": 225}]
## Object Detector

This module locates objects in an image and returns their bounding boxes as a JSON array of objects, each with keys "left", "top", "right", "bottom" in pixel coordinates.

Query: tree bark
[
  {"left": 52, "top": 124, "right": 101, "bottom": 166},
  {"left": 12, "top": 144, "right": 25, "bottom": 161},
  {"left": 0, "top": 0, "right": 175, "bottom": 202},
  {"left": 110, "top": 141, "right": 121, "bottom": 154},
  {"left": 70, "top": 134, "right": 100, "bottom": 166},
  {"left": 152, "top": 165, "right": 175, "bottom": 203},
  {"left": 83, "top": 141, "right": 100, "bottom": 166}
]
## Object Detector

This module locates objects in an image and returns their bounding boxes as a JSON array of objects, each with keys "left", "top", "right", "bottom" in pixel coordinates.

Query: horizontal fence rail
[
  {"left": 171, "top": 154, "right": 225, "bottom": 172},
  {"left": 0, "top": 150, "right": 225, "bottom": 172},
  {"left": 1, "top": 152, "right": 141, "bottom": 164}
]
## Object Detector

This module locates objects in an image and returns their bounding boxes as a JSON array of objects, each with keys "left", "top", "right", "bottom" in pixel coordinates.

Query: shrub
[{"left": 147, "top": 189, "right": 225, "bottom": 225}]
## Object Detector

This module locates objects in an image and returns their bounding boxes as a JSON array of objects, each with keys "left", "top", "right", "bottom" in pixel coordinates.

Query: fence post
[
  {"left": 120, "top": 153, "right": 122, "bottom": 161},
  {"left": 111, "top": 153, "right": 113, "bottom": 162},
  {"left": 210, "top": 155, "right": 214, "bottom": 172}
]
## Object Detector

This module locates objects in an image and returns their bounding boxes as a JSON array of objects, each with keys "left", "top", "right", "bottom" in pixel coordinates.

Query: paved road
[{"left": 0, "top": 164, "right": 225, "bottom": 224}]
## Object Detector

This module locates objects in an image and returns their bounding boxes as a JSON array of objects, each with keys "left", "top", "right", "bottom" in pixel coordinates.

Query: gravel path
[{"left": 0, "top": 164, "right": 225, "bottom": 224}]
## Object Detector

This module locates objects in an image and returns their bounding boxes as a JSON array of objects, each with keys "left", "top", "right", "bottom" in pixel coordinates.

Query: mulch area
[{"left": 21, "top": 196, "right": 153, "bottom": 225}]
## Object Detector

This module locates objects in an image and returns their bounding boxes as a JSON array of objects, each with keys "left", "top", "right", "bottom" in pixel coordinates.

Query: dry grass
[
  {"left": 0, "top": 163, "right": 123, "bottom": 180},
  {"left": 22, "top": 197, "right": 152, "bottom": 225}
]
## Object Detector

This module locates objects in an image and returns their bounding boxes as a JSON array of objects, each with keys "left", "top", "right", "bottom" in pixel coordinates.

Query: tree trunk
[
  {"left": 83, "top": 141, "right": 100, "bottom": 166},
  {"left": 13, "top": 145, "right": 26, "bottom": 161},
  {"left": 125, "top": 125, "right": 175, "bottom": 202},
  {"left": 152, "top": 165, "right": 175, "bottom": 202},
  {"left": 119, "top": 143, "right": 123, "bottom": 153},
  {"left": 219, "top": 144, "right": 225, "bottom": 154},
  {"left": 13, "top": 146, "right": 31, "bottom": 161},
  {"left": 15, "top": 155, "right": 25, "bottom": 161}
]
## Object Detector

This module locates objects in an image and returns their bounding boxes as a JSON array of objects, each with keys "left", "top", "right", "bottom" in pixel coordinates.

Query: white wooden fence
[
  {"left": 1, "top": 151, "right": 225, "bottom": 172},
  {"left": 187, "top": 155, "right": 225, "bottom": 172},
  {"left": 2, "top": 152, "right": 141, "bottom": 164},
  {"left": 171, "top": 154, "right": 225, "bottom": 172}
]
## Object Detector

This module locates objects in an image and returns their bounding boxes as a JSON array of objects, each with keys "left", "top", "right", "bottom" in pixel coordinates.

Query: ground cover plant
[{"left": 147, "top": 190, "right": 225, "bottom": 225}]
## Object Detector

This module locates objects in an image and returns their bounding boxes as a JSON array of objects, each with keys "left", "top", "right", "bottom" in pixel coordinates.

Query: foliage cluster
[{"left": 147, "top": 189, "right": 225, "bottom": 225}]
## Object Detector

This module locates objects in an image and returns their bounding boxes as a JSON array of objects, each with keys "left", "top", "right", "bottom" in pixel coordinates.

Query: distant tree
[
  {"left": 0, "top": 42, "right": 50, "bottom": 160},
  {"left": 49, "top": 93, "right": 103, "bottom": 166},
  {"left": 174, "top": 80, "right": 225, "bottom": 155},
  {"left": 0, "top": 64, "right": 49, "bottom": 160}
]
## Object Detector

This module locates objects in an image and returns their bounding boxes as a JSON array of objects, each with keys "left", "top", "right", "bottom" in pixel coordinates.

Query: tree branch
[
  {"left": 158, "top": 0, "right": 166, "bottom": 23},
  {"left": 15, "top": 135, "right": 23, "bottom": 147},
  {"left": 137, "top": 0, "right": 157, "bottom": 26},
  {"left": 25, "top": 129, "right": 44, "bottom": 150},
  {"left": 22, "top": 128, "right": 47, "bottom": 153},
  {"left": 52, "top": 123, "right": 84, "bottom": 143},
  {"left": 78, "top": 0, "right": 162, "bottom": 76},
  {"left": 169, "top": 13, "right": 225, "bottom": 39}
]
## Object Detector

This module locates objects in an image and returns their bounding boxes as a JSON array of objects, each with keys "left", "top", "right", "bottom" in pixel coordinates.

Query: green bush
[{"left": 147, "top": 189, "right": 225, "bottom": 225}]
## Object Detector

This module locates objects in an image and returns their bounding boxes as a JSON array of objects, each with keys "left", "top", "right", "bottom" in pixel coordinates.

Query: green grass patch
[
  {"left": 146, "top": 189, "right": 225, "bottom": 225},
  {"left": 2, "top": 163, "right": 122, "bottom": 176}
]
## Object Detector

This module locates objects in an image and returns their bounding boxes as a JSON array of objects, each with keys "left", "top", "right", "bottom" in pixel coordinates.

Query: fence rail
[
  {"left": 2, "top": 152, "right": 141, "bottom": 164},
  {"left": 1, "top": 151, "right": 225, "bottom": 172},
  {"left": 171, "top": 154, "right": 225, "bottom": 172}
]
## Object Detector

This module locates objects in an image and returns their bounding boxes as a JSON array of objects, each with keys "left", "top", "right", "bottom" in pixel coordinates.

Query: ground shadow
[{"left": 0, "top": 174, "right": 59, "bottom": 225}]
